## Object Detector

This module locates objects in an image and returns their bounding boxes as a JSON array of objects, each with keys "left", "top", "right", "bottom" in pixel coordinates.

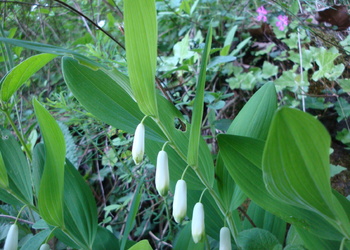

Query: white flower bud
[
  {"left": 191, "top": 202, "right": 205, "bottom": 243},
  {"left": 132, "top": 123, "right": 145, "bottom": 165},
  {"left": 156, "top": 150, "right": 169, "bottom": 197},
  {"left": 172, "top": 179, "right": 187, "bottom": 223},
  {"left": 219, "top": 227, "right": 232, "bottom": 250},
  {"left": 4, "top": 224, "right": 18, "bottom": 250},
  {"left": 40, "top": 243, "right": 51, "bottom": 250}
]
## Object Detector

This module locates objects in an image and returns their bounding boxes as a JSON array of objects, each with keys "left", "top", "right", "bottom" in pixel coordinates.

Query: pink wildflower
[
  {"left": 256, "top": 6, "right": 268, "bottom": 22},
  {"left": 276, "top": 15, "right": 289, "bottom": 31}
]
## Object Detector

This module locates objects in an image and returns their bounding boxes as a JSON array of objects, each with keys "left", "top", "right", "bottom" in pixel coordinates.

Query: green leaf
[
  {"left": 0, "top": 127, "right": 33, "bottom": 205},
  {"left": 19, "top": 229, "right": 50, "bottom": 250},
  {"left": 0, "top": 37, "right": 101, "bottom": 69},
  {"left": 218, "top": 134, "right": 344, "bottom": 241},
  {"left": 124, "top": 0, "right": 158, "bottom": 117},
  {"left": 221, "top": 25, "right": 238, "bottom": 56},
  {"left": 61, "top": 160, "right": 98, "bottom": 248},
  {"left": 227, "top": 82, "right": 277, "bottom": 140},
  {"left": 32, "top": 143, "right": 45, "bottom": 196},
  {"left": 120, "top": 179, "right": 143, "bottom": 250},
  {"left": 0, "top": 151, "right": 9, "bottom": 189},
  {"left": 0, "top": 53, "right": 57, "bottom": 102},
  {"left": 237, "top": 228, "right": 283, "bottom": 250},
  {"left": 242, "top": 201, "right": 286, "bottom": 244},
  {"left": 187, "top": 25, "right": 212, "bottom": 167},
  {"left": 261, "top": 61, "right": 278, "bottom": 79},
  {"left": 128, "top": 240, "right": 152, "bottom": 250},
  {"left": 216, "top": 153, "right": 245, "bottom": 210},
  {"left": 311, "top": 47, "right": 344, "bottom": 81},
  {"left": 61, "top": 57, "right": 164, "bottom": 142},
  {"left": 207, "top": 56, "right": 236, "bottom": 69},
  {"left": 338, "top": 79, "right": 350, "bottom": 92},
  {"left": 263, "top": 108, "right": 350, "bottom": 230},
  {"left": 335, "top": 97, "right": 350, "bottom": 122},
  {"left": 34, "top": 99, "right": 65, "bottom": 227},
  {"left": 173, "top": 222, "right": 205, "bottom": 250},
  {"left": 294, "top": 226, "right": 341, "bottom": 250},
  {"left": 92, "top": 226, "right": 120, "bottom": 250},
  {"left": 330, "top": 164, "right": 346, "bottom": 177}
]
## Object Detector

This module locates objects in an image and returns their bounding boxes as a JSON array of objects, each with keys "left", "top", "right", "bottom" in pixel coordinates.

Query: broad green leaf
[
  {"left": 263, "top": 108, "right": 350, "bottom": 233},
  {"left": 237, "top": 228, "right": 282, "bottom": 250},
  {"left": 242, "top": 201, "right": 286, "bottom": 244},
  {"left": 173, "top": 223, "right": 205, "bottom": 250},
  {"left": 61, "top": 160, "right": 98, "bottom": 248},
  {"left": 216, "top": 153, "right": 245, "bottom": 210},
  {"left": 218, "top": 134, "right": 344, "bottom": 241},
  {"left": 92, "top": 226, "right": 120, "bottom": 250},
  {"left": 0, "top": 53, "right": 57, "bottom": 102},
  {"left": 62, "top": 57, "right": 164, "bottom": 142},
  {"left": 227, "top": 82, "right": 277, "bottom": 140},
  {"left": 128, "top": 240, "right": 152, "bottom": 250},
  {"left": 124, "top": 0, "right": 158, "bottom": 117},
  {"left": 294, "top": 226, "right": 341, "bottom": 250},
  {"left": 285, "top": 226, "right": 305, "bottom": 246},
  {"left": 32, "top": 143, "right": 45, "bottom": 196},
  {"left": 0, "top": 37, "right": 101, "bottom": 69},
  {"left": 0, "top": 152, "right": 9, "bottom": 188},
  {"left": 19, "top": 229, "right": 50, "bottom": 250},
  {"left": 34, "top": 99, "right": 65, "bottom": 227},
  {"left": 0, "top": 127, "right": 33, "bottom": 205},
  {"left": 120, "top": 178, "right": 143, "bottom": 250},
  {"left": 187, "top": 25, "right": 212, "bottom": 167}
]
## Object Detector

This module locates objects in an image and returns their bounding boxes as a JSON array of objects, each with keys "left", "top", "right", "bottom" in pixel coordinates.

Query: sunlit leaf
[
  {"left": 227, "top": 82, "right": 277, "bottom": 140},
  {"left": 128, "top": 240, "right": 153, "bottom": 250},
  {"left": 0, "top": 53, "right": 57, "bottom": 102},
  {"left": 34, "top": 99, "right": 65, "bottom": 227},
  {"left": 263, "top": 108, "right": 350, "bottom": 232},
  {"left": 187, "top": 25, "right": 212, "bottom": 168},
  {"left": 218, "top": 134, "right": 344, "bottom": 241},
  {"left": 124, "top": 0, "right": 158, "bottom": 117}
]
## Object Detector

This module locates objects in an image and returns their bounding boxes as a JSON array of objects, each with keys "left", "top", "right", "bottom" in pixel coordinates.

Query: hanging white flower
[
  {"left": 40, "top": 243, "right": 51, "bottom": 250},
  {"left": 219, "top": 227, "right": 232, "bottom": 250},
  {"left": 4, "top": 224, "right": 18, "bottom": 250},
  {"left": 156, "top": 150, "right": 169, "bottom": 197},
  {"left": 132, "top": 123, "right": 145, "bottom": 165},
  {"left": 172, "top": 179, "right": 187, "bottom": 223},
  {"left": 191, "top": 202, "right": 205, "bottom": 243}
]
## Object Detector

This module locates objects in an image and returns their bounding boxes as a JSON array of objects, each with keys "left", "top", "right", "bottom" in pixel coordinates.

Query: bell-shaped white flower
[
  {"left": 132, "top": 123, "right": 145, "bottom": 165},
  {"left": 156, "top": 150, "right": 169, "bottom": 197},
  {"left": 191, "top": 202, "right": 205, "bottom": 243},
  {"left": 40, "top": 243, "right": 51, "bottom": 250},
  {"left": 219, "top": 227, "right": 232, "bottom": 250},
  {"left": 4, "top": 224, "right": 18, "bottom": 250},
  {"left": 172, "top": 179, "right": 187, "bottom": 223}
]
